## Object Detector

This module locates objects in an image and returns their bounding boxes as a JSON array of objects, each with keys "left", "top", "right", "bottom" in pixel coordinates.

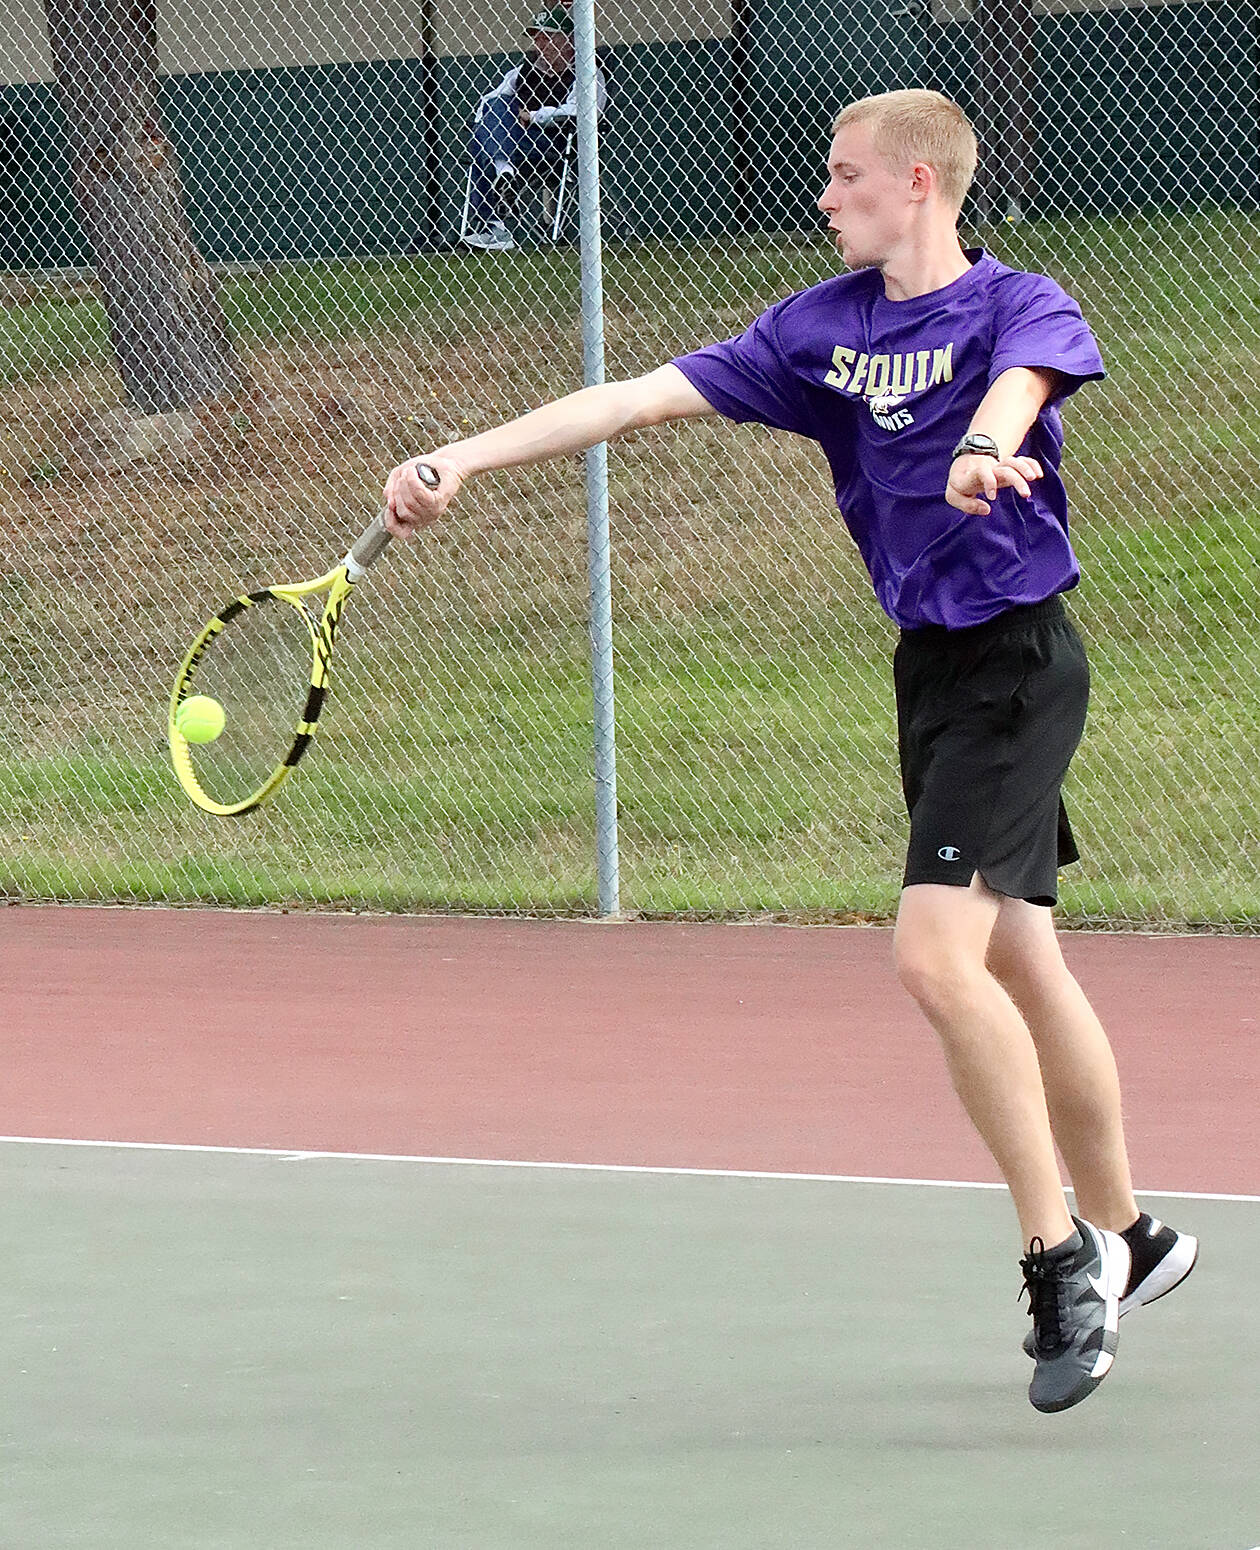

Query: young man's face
[{"left": 817, "top": 122, "right": 922, "bottom": 270}]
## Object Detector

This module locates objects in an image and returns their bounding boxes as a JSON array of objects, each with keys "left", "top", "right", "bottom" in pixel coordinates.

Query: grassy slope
[{"left": 1, "top": 215, "right": 1257, "bottom": 924}]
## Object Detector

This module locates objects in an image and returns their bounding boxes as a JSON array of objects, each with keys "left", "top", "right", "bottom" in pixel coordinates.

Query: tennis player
[{"left": 383, "top": 88, "right": 1197, "bottom": 1413}]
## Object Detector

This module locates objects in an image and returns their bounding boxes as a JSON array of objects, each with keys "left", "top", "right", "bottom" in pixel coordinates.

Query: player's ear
[{"left": 908, "top": 162, "right": 934, "bottom": 203}]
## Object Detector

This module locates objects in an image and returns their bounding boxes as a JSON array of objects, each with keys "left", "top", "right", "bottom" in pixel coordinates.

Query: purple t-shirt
[{"left": 672, "top": 249, "right": 1105, "bottom": 629}]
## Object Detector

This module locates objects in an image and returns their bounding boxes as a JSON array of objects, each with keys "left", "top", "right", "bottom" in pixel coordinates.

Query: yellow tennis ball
[{"left": 176, "top": 695, "right": 225, "bottom": 744}]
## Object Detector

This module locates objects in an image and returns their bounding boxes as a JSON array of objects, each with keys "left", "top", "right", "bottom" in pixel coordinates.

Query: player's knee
[{"left": 894, "top": 933, "right": 986, "bottom": 1017}]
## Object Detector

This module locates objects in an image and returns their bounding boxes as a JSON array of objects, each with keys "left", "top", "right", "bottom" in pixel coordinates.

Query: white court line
[{"left": 0, "top": 1133, "right": 1257, "bottom": 1203}]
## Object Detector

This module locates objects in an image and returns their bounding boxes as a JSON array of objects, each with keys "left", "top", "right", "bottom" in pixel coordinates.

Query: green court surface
[{"left": 3, "top": 1141, "right": 1256, "bottom": 1549}]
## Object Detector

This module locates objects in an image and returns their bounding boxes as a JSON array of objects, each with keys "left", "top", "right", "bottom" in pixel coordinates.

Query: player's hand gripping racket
[{"left": 169, "top": 463, "right": 439, "bottom": 815}]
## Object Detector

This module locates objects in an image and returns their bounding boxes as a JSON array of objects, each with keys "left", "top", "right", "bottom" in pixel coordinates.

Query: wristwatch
[{"left": 951, "top": 432, "right": 1001, "bottom": 460}]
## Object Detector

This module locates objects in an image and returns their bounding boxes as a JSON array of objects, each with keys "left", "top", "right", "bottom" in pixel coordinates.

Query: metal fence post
[{"left": 573, "top": 0, "right": 620, "bottom": 919}]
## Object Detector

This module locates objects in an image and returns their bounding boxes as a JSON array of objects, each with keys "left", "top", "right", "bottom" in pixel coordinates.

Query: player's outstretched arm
[{"left": 383, "top": 365, "right": 715, "bottom": 537}]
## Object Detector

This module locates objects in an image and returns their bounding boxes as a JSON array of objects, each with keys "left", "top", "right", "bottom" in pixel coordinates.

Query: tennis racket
[{"left": 169, "top": 463, "right": 439, "bottom": 816}]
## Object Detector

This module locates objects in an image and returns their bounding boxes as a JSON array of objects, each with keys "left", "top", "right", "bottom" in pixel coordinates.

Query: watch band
[{"left": 952, "top": 433, "right": 1001, "bottom": 461}]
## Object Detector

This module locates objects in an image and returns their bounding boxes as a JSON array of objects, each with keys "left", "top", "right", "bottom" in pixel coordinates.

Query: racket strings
[{"left": 181, "top": 594, "right": 317, "bottom": 806}]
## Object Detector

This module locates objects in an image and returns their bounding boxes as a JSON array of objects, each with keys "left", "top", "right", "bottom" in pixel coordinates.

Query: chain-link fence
[{"left": 0, "top": 0, "right": 1257, "bottom": 926}]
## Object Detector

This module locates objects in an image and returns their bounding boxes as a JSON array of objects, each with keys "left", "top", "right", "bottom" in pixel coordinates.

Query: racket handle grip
[{"left": 346, "top": 463, "right": 440, "bottom": 576}]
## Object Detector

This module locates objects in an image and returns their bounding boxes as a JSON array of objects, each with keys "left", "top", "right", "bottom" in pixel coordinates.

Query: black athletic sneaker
[
  {"left": 1022, "top": 1212, "right": 1198, "bottom": 1356},
  {"left": 1120, "top": 1213, "right": 1199, "bottom": 1313},
  {"left": 1020, "top": 1217, "right": 1129, "bottom": 1413}
]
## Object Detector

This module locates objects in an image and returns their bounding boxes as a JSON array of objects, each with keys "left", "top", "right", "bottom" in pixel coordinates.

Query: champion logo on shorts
[{"left": 937, "top": 846, "right": 963, "bottom": 861}]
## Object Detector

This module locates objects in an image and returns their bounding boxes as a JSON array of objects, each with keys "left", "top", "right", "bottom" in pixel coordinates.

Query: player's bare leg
[
  {"left": 984, "top": 897, "right": 1138, "bottom": 1232},
  {"left": 893, "top": 873, "right": 1073, "bottom": 1248},
  {"left": 895, "top": 872, "right": 1136, "bottom": 1410},
  {"left": 988, "top": 897, "right": 1200, "bottom": 1367}
]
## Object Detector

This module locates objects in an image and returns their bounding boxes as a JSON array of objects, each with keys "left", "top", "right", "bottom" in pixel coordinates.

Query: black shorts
[{"left": 893, "top": 596, "right": 1089, "bottom": 906}]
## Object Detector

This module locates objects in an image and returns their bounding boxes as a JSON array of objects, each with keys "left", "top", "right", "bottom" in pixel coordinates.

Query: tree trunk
[
  {"left": 971, "top": 0, "right": 1038, "bottom": 223},
  {"left": 46, "top": 0, "right": 245, "bottom": 414}
]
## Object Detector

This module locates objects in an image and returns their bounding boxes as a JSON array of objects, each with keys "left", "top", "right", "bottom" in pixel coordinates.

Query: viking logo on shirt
[
  {"left": 824, "top": 343, "right": 955, "bottom": 432},
  {"left": 866, "top": 389, "right": 914, "bottom": 432}
]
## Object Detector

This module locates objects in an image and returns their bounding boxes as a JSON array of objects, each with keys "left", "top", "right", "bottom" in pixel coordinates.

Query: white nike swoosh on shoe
[
  {"left": 1089, "top": 1346, "right": 1115, "bottom": 1379},
  {"left": 1082, "top": 1221, "right": 1129, "bottom": 1325},
  {"left": 1082, "top": 1220, "right": 1113, "bottom": 1301}
]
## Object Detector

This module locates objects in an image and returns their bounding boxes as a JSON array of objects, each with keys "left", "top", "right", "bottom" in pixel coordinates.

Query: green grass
[
  {"left": 3, "top": 592, "right": 1257, "bottom": 923},
  {"left": 1, "top": 214, "right": 1258, "bottom": 925}
]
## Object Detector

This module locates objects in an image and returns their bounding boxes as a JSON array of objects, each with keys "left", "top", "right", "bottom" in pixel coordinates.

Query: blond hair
[{"left": 833, "top": 90, "right": 978, "bottom": 211}]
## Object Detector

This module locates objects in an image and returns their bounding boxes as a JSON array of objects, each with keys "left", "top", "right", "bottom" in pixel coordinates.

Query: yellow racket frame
[
  {"left": 169, "top": 469, "right": 437, "bottom": 816},
  {"left": 168, "top": 563, "right": 355, "bottom": 816}
]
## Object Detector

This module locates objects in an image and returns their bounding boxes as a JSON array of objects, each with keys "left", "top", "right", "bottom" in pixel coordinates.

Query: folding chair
[
  {"left": 459, "top": 129, "right": 576, "bottom": 244},
  {"left": 542, "top": 129, "right": 576, "bottom": 241}
]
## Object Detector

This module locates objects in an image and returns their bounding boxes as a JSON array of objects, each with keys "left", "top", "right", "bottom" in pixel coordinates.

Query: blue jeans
[{"left": 467, "top": 94, "right": 567, "bottom": 229}]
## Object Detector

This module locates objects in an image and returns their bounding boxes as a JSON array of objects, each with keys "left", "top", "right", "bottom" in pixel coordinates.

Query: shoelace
[{"left": 1019, "top": 1237, "right": 1072, "bottom": 1355}]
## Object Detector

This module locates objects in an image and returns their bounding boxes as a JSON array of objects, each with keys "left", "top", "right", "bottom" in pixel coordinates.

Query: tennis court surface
[{"left": 3, "top": 906, "right": 1257, "bottom": 1549}]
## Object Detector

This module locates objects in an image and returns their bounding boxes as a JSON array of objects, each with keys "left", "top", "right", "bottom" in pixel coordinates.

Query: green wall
[{"left": 740, "top": 0, "right": 1259, "bottom": 227}]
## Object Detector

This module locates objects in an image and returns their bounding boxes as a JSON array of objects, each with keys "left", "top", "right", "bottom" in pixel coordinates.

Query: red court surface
[{"left": 2, "top": 905, "right": 1255, "bottom": 1195}]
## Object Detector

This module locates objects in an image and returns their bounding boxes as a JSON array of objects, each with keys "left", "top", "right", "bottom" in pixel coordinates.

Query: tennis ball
[{"left": 175, "top": 695, "right": 225, "bottom": 744}]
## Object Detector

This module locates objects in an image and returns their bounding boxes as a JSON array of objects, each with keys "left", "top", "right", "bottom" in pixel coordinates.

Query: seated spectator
[{"left": 461, "top": 8, "right": 607, "bottom": 252}]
